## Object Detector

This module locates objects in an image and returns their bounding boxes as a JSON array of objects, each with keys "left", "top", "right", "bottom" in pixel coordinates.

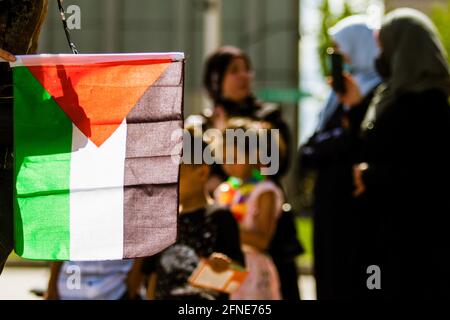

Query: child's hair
[
  {"left": 221, "top": 117, "right": 280, "bottom": 166},
  {"left": 182, "top": 124, "right": 210, "bottom": 165}
]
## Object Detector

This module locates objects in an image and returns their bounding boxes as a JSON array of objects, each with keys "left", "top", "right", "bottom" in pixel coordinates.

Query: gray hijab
[{"left": 362, "top": 8, "right": 450, "bottom": 130}]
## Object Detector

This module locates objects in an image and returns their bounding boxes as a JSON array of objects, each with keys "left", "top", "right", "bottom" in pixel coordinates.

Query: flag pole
[{"left": 57, "top": 0, "right": 79, "bottom": 54}]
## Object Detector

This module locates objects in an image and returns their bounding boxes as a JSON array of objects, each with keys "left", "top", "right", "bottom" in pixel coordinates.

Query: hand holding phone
[
  {"left": 327, "top": 47, "right": 346, "bottom": 94},
  {"left": 327, "top": 48, "right": 364, "bottom": 107}
]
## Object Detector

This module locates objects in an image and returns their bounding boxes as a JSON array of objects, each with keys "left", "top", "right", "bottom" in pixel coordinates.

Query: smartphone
[{"left": 328, "top": 48, "right": 346, "bottom": 94}]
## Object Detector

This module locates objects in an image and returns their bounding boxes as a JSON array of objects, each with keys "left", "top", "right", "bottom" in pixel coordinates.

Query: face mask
[{"left": 375, "top": 53, "right": 392, "bottom": 79}]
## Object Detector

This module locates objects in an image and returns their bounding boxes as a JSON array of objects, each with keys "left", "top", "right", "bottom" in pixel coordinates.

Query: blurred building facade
[
  {"left": 38, "top": 0, "right": 301, "bottom": 198},
  {"left": 38, "top": 0, "right": 300, "bottom": 139},
  {"left": 37, "top": 0, "right": 301, "bottom": 203}
]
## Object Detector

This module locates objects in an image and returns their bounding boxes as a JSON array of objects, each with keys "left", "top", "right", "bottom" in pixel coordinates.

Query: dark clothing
[
  {"left": 300, "top": 89, "right": 376, "bottom": 300},
  {"left": 142, "top": 206, "right": 245, "bottom": 300},
  {"left": 0, "top": 0, "right": 48, "bottom": 274},
  {"left": 0, "top": 64, "right": 13, "bottom": 253},
  {"left": 355, "top": 89, "right": 450, "bottom": 299},
  {"left": 0, "top": 0, "right": 47, "bottom": 145},
  {"left": 273, "top": 257, "right": 301, "bottom": 300},
  {"left": 0, "top": 67, "right": 14, "bottom": 274},
  {"left": 0, "top": 69, "right": 12, "bottom": 147},
  {"left": 0, "top": 0, "right": 48, "bottom": 139},
  {"left": 0, "top": 107, "right": 13, "bottom": 274},
  {"left": 0, "top": 163, "right": 13, "bottom": 272},
  {"left": 0, "top": 0, "right": 48, "bottom": 55},
  {"left": 268, "top": 208, "right": 304, "bottom": 300}
]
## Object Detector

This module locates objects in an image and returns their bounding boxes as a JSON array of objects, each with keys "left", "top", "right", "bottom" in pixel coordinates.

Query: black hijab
[{"left": 362, "top": 8, "right": 450, "bottom": 129}]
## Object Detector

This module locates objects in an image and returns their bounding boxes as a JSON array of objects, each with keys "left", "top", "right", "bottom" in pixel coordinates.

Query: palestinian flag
[{"left": 10, "top": 53, "right": 184, "bottom": 261}]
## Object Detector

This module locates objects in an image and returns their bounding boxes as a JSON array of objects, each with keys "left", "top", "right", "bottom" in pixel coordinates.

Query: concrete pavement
[{"left": 0, "top": 266, "right": 316, "bottom": 300}]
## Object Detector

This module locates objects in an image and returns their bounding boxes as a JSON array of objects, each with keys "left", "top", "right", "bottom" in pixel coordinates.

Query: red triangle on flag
[{"left": 27, "top": 60, "right": 171, "bottom": 147}]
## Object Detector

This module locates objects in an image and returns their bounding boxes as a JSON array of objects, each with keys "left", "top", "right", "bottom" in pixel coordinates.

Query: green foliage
[
  {"left": 431, "top": 0, "right": 450, "bottom": 63},
  {"left": 296, "top": 216, "right": 313, "bottom": 270},
  {"left": 318, "top": 0, "right": 355, "bottom": 77}
]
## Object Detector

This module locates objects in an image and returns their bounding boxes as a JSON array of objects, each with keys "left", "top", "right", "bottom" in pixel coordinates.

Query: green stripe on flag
[{"left": 13, "top": 66, "right": 73, "bottom": 260}]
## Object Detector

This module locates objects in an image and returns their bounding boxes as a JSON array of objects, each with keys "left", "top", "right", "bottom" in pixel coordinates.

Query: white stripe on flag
[{"left": 69, "top": 121, "right": 127, "bottom": 260}]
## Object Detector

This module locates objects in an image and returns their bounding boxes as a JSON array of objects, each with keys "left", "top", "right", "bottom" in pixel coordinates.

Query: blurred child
[
  {"left": 142, "top": 125, "right": 245, "bottom": 300},
  {"left": 215, "top": 118, "right": 283, "bottom": 300}
]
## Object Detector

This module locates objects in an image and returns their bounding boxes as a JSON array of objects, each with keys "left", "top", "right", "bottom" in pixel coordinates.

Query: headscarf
[
  {"left": 362, "top": 8, "right": 450, "bottom": 130},
  {"left": 316, "top": 15, "right": 382, "bottom": 132}
]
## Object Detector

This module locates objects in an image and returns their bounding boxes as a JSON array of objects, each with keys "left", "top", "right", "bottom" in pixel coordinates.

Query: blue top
[{"left": 57, "top": 260, "right": 133, "bottom": 300}]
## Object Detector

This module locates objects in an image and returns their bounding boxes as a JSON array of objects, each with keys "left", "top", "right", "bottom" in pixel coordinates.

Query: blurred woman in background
[
  {"left": 299, "top": 15, "right": 382, "bottom": 300},
  {"left": 345, "top": 8, "right": 450, "bottom": 299},
  {"left": 187, "top": 46, "right": 303, "bottom": 300}
]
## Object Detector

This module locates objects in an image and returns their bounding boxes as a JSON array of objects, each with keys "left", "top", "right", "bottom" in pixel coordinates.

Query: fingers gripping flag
[{"left": 10, "top": 53, "right": 184, "bottom": 261}]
